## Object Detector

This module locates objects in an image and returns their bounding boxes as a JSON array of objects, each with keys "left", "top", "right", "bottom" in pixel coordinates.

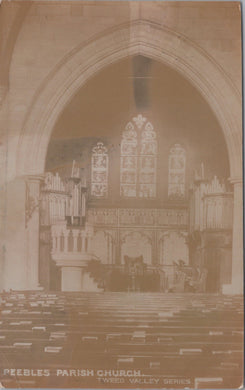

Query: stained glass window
[
  {"left": 139, "top": 122, "right": 157, "bottom": 198},
  {"left": 91, "top": 142, "right": 108, "bottom": 197},
  {"left": 120, "top": 122, "right": 138, "bottom": 197},
  {"left": 120, "top": 114, "right": 157, "bottom": 198},
  {"left": 168, "top": 144, "right": 186, "bottom": 200}
]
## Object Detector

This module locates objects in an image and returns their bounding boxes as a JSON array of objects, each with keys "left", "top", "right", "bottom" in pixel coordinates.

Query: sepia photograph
[{"left": 0, "top": 1, "right": 243, "bottom": 389}]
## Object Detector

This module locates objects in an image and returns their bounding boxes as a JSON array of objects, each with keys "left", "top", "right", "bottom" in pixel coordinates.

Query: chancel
[{"left": 40, "top": 108, "right": 233, "bottom": 294}]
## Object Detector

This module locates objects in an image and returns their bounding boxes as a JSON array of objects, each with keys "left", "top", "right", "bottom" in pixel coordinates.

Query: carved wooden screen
[
  {"left": 120, "top": 114, "right": 157, "bottom": 198},
  {"left": 168, "top": 143, "right": 186, "bottom": 200},
  {"left": 91, "top": 142, "right": 108, "bottom": 197}
]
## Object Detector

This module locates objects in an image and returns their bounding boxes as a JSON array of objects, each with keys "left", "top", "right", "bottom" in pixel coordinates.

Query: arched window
[
  {"left": 120, "top": 114, "right": 157, "bottom": 198},
  {"left": 139, "top": 122, "right": 157, "bottom": 198},
  {"left": 91, "top": 142, "right": 108, "bottom": 197},
  {"left": 120, "top": 122, "right": 138, "bottom": 197},
  {"left": 168, "top": 144, "right": 186, "bottom": 200}
]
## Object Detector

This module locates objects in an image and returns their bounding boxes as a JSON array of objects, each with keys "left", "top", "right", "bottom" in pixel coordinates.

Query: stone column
[
  {"left": 223, "top": 178, "right": 243, "bottom": 294},
  {"left": 151, "top": 230, "right": 157, "bottom": 265},
  {"left": 25, "top": 175, "right": 44, "bottom": 290},
  {"left": 73, "top": 229, "right": 79, "bottom": 252},
  {"left": 115, "top": 229, "right": 121, "bottom": 265},
  {"left": 63, "top": 230, "right": 69, "bottom": 252},
  {"left": 87, "top": 234, "right": 91, "bottom": 253},
  {"left": 81, "top": 232, "right": 86, "bottom": 252},
  {"left": 109, "top": 236, "right": 113, "bottom": 264}
]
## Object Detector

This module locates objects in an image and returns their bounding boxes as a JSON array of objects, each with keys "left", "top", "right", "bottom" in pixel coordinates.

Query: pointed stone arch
[
  {"left": 15, "top": 20, "right": 242, "bottom": 293},
  {"left": 16, "top": 20, "right": 242, "bottom": 181}
]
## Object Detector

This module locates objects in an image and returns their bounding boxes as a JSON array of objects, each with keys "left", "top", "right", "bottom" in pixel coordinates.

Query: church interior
[{"left": 0, "top": 2, "right": 243, "bottom": 388}]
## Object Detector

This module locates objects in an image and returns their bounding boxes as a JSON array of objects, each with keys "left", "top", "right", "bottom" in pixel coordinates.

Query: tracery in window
[
  {"left": 120, "top": 122, "right": 138, "bottom": 197},
  {"left": 168, "top": 143, "right": 186, "bottom": 200},
  {"left": 91, "top": 142, "right": 108, "bottom": 197},
  {"left": 139, "top": 122, "right": 157, "bottom": 198},
  {"left": 120, "top": 114, "right": 157, "bottom": 198}
]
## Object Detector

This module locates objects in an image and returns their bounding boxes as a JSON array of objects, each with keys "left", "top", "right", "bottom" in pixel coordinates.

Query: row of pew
[{"left": 0, "top": 291, "right": 243, "bottom": 388}]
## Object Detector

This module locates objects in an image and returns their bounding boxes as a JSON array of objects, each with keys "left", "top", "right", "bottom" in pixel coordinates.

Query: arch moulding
[{"left": 16, "top": 20, "right": 242, "bottom": 180}]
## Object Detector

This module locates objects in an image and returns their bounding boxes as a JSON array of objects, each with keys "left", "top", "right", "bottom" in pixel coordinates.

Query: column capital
[
  {"left": 24, "top": 174, "right": 45, "bottom": 183},
  {"left": 228, "top": 176, "right": 243, "bottom": 185}
]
